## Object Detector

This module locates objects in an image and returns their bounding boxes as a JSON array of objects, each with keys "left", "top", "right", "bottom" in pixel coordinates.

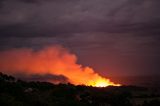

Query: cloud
[
  {"left": 0, "top": 0, "right": 160, "bottom": 37},
  {"left": 0, "top": 0, "right": 160, "bottom": 77}
]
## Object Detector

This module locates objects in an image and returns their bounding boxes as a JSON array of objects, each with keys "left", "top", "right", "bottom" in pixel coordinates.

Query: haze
[{"left": 0, "top": 0, "right": 160, "bottom": 85}]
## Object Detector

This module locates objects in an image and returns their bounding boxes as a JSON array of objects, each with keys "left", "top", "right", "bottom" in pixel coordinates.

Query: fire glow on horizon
[{"left": 0, "top": 45, "right": 120, "bottom": 87}]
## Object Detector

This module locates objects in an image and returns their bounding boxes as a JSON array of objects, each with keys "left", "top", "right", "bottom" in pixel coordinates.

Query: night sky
[{"left": 0, "top": 0, "right": 160, "bottom": 79}]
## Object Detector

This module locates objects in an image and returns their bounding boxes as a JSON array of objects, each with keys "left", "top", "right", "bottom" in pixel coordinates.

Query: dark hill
[{"left": 0, "top": 72, "right": 160, "bottom": 106}]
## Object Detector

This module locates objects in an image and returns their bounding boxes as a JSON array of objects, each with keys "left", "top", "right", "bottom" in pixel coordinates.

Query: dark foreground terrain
[{"left": 0, "top": 72, "right": 160, "bottom": 106}]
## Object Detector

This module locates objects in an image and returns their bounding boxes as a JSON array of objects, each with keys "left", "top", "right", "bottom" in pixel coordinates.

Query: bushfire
[{"left": 0, "top": 45, "right": 120, "bottom": 87}]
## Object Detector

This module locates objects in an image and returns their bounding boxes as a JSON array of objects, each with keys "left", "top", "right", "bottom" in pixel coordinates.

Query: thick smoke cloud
[{"left": 0, "top": 45, "right": 119, "bottom": 86}]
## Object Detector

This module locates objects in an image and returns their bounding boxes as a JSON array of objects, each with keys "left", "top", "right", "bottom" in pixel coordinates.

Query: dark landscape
[{"left": 1, "top": 72, "right": 160, "bottom": 106}]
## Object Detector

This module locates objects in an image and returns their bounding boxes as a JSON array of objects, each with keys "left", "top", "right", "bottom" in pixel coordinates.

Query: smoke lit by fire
[{"left": 0, "top": 46, "right": 120, "bottom": 87}]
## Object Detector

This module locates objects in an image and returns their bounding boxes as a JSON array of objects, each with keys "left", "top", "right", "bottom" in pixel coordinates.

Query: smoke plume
[{"left": 0, "top": 45, "right": 120, "bottom": 87}]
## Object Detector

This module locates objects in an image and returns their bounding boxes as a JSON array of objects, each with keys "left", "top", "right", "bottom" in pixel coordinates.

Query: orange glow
[
  {"left": 88, "top": 78, "right": 121, "bottom": 87},
  {"left": 0, "top": 45, "right": 121, "bottom": 87}
]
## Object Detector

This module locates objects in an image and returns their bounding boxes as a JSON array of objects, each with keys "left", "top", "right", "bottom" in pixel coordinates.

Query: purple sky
[{"left": 0, "top": 0, "right": 160, "bottom": 77}]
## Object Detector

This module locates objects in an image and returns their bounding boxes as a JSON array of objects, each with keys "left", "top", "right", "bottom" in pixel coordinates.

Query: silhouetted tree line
[{"left": 0, "top": 72, "right": 160, "bottom": 106}]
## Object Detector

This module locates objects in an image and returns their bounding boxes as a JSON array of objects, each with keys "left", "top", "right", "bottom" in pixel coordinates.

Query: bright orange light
[{"left": 87, "top": 77, "right": 121, "bottom": 87}]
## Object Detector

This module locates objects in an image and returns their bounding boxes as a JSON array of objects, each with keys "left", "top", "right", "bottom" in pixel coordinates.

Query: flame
[
  {"left": 0, "top": 45, "right": 121, "bottom": 87},
  {"left": 88, "top": 78, "right": 121, "bottom": 87}
]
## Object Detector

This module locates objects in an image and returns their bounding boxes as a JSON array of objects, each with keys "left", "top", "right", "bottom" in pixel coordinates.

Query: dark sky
[{"left": 0, "top": 0, "right": 160, "bottom": 77}]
